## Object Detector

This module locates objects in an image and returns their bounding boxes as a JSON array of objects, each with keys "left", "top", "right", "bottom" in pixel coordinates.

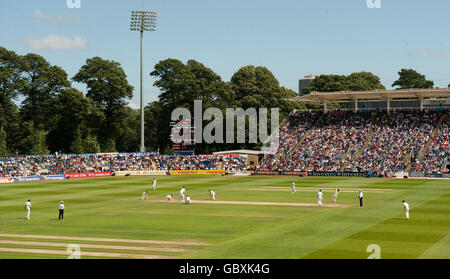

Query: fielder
[
  {"left": 403, "top": 200, "right": 410, "bottom": 220},
  {"left": 141, "top": 191, "right": 149, "bottom": 200},
  {"left": 166, "top": 194, "right": 174, "bottom": 201},
  {"left": 178, "top": 186, "right": 186, "bottom": 202},
  {"left": 25, "top": 200, "right": 32, "bottom": 220},
  {"left": 152, "top": 178, "right": 157, "bottom": 191},
  {"left": 332, "top": 189, "right": 340, "bottom": 206},
  {"left": 291, "top": 181, "right": 296, "bottom": 194},
  {"left": 209, "top": 190, "right": 216, "bottom": 201},
  {"left": 317, "top": 190, "right": 323, "bottom": 207},
  {"left": 359, "top": 190, "right": 364, "bottom": 207},
  {"left": 185, "top": 195, "right": 192, "bottom": 205}
]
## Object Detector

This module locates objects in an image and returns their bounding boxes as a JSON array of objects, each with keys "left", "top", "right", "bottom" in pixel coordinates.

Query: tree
[
  {"left": 230, "top": 65, "right": 300, "bottom": 118},
  {"left": 346, "top": 72, "right": 386, "bottom": 91},
  {"left": 392, "top": 69, "right": 434, "bottom": 89},
  {"left": 228, "top": 66, "right": 302, "bottom": 150},
  {"left": 82, "top": 134, "right": 101, "bottom": 154},
  {"left": 150, "top": 59, "right": 235, "bottom": 152},
  {"left": 73, "top": 57, "right": 134, "bottom": 151},
  {"left": 21, "top": 53, "right": 71, "bottom": 131},
  {"left": 115, "top": 107, "right": 140, "bottom": 152},
  {"left": 28, "top": 128, "right": 49, "bottom": 155},
  {"left": 151, "top": 59, "right": 232, "bottom": 112},
  {"left": 302, "top": 74, "right": 348, "bottom": 95},
  {"left": 46, "top": 88, "right": 92, "bottom": 153},
  {"left": 144, "top": 101, "right": 172, "bottom": 153},
  {"left": 302, "top": 72, "right": 385, "bottom": 95},
  {"left": 0, "top": 47, "right": 24, "bottom": 154},
  {"left": 0, "top": 127, "right": 7, "bottom": 156}
]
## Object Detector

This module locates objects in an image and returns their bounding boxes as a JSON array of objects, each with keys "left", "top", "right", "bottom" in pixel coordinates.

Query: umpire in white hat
[{"left": 59, "top": 201, "right": 65, "bottom": 220}]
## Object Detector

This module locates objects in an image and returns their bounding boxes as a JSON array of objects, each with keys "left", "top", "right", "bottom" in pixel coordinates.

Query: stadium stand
[
  {"left": 0, "top": 108, "right": 448, "bottom": 179},
  {"left": 0, "top": 153, "right": 249, "bottom": 177},
  {"left": 259, "top": 109, "right": 448, "bottom": 176}
]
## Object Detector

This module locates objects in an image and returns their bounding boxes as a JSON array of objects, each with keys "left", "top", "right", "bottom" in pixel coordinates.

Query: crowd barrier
[
  {"left": 114, "top": 170, "right": 167, "bottom": 176},
  {"left": 253, "top": 171, "right": 374, "bottom": 177},
  {"left": 0, "top": 178, "right": 13, "bottom": 184},
  {"left": 170, "top": 170, "right": 226, "bottom": 176},
  {"left": 0, "top": 175, "right": 66, "bottom": 183},
  {"left": 308, "top": 171, "right": 375, "bottom": 177},
  {"left": 65, "top": 172, "right": 112, "bottom": 179}
]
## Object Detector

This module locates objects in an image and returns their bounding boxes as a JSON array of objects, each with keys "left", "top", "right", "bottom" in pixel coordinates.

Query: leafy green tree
[
  {"left": 144, "top": 101, "right": 176, "bottom": 153},
  {"left": 73, "top": 57, "right": 134, "bottom": 151},
  {"left": 82, "top": 134, "right": 101, "bottom": 154},
  {"left": 230, "top": 65, "right": 300, "bottom": 118},
  {"left": 0, "top": 47, "right": 24, "bottom": 154},
  {"left": 150, "top": 59, "right": 234, "bottom": 152},
  {"left": 392, "top": 69, "right": 434, "bottom": 89},
  {"left": 116, "top": 107, "right": 140, "bottom": 152},
  {"left": 28, "top": 129, "right": 49, "bottom": 155},
  {"left": 228, "top": 66, "right": 302, "bottom": 150},
  {"left": 302, "top": 72, "right": 385, "bottom": 95},
  {"left": 0, "top": 127, "right": 7, "bottom": 156},
  {"left": 151, "top": 59, "right": 232, "bottom": 112},
  {"left": 346, "top": 72, "right": 386, "bottom": 91},
  {"left": 46, "top": 88, "right": 91, "bottom": 153},
  {"left": 21, "top": 53, "right": 70, "bottom": 131},
  {"left": 70, "top": 127, "right": 85, "bottom": 154},
  {"left": 302, "top": 75, "right": 347, "bottom": 95}
]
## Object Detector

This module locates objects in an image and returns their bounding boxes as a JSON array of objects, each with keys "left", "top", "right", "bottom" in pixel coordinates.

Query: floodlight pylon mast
[{"left": 130, "top": 10, "right": 157, "bottom": 152}]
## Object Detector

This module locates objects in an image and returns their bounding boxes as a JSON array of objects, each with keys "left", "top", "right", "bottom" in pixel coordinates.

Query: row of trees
[
  {"left": 301, "top": 69, "right": 436, "bottom": 95},
  {"left": 0, "top": 45, "right": 444, "bottom": 155},
  {"left": 0, "top": 46, "right": 135, "bottom": 156}
]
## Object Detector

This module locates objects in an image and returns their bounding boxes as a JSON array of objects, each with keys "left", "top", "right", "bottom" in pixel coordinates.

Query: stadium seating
[
  {"left": 259, "top": 109, "right": 448, "bottom": 175},
  {"left": 0, "top": 109, "right": 448, "bottom": 178}
]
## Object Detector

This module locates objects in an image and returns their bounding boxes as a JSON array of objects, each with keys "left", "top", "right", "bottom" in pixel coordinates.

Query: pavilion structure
[{"left": 288, "top": 88, "right": 450, "bottom": 113}]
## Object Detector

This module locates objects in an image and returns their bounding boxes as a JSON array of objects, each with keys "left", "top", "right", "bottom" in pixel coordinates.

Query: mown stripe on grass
[
  {"left": 0, "top": 247, "right": 175, "bottom": 259},
  {"left": 0, "top": 240, "right": 188, "bottom": 253},
  {"left": 0, "top": 233, "right": 210, "bottom": 246}
]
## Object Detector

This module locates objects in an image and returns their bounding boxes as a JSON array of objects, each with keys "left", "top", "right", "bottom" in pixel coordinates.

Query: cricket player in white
[
  {"left": 185, "top": 195, "right": 192, "bottom": 204},
  {"left": 166, "top": 194, "right": 174, "bottom": 201},
  {"left": 179, "top": 187, "right": 186, "bottom": 202},
  {"left": 317, "top": 190, "right": 323, "bottom": 207},
  {"left": 359, "top": 190, "right": 364, "bottom": 207},
  {"left": 25, "top": 200, "right": 32, "bottom": 220},
  {"left": 403, "top": 200, "right": 410, "bottom": 220},
  {"left": 332, "top": 189, "right": 340, "bottom": 206},
  {"left": 152, "top": 178, "right": 157, "bottom": 191},
  {"left": 209, "top": 190, "right": 216, "bottom": 201},
  {"left": 141, "top": 191, "right": 149, "bottom": 200},
  {"left": 291, "top": 181, "right": 296, "bottom": 194}
]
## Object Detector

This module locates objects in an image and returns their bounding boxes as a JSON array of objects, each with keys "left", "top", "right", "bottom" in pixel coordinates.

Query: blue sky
[{"left": 1, "top": 0, "right": 449, "bottom": 108}]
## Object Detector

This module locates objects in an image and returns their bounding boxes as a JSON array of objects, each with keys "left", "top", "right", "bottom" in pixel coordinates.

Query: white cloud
[
  {"left": 421, "top": 49, "right": 450, "bottom": 59},
  {"left": 22, "top": 34, "right": 87, "bottom": 51},
  {"left": 128, "top": 103, "right": 140, "bottom": 110},
  {"left": 31, "top": 9, "right": 82, "bottom": 23}
]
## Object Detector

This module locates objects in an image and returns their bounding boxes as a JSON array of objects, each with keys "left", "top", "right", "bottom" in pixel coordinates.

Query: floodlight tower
[{"left": 130, "top": 10, "right": 157, "bottom": 152}]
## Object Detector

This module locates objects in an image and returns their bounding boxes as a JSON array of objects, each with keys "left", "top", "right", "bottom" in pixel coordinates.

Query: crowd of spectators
[
  {"left": 0, "top": 153, "right": 248, "bottom": 178},
  {"left": 349, "top": 110, "right": 440, "bottom": 174},
  {"left": 259, "top": 109, "right": 448, "bottom": 174},
  {"left": 1, "top": 109, "right": 447, "bottom": 178},
  {"left": 410, "top": 116, "right": 449, "bottom": 173},
  {"left": 258, "top": 111, "right": 320, "bottom": 171}
]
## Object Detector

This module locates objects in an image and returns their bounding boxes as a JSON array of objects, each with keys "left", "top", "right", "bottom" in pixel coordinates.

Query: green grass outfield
[{"left": 0, "top": 175, "right": 448, "bottom": 259}]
